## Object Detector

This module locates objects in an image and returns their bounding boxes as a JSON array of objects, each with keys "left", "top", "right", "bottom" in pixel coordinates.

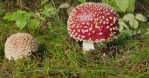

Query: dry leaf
[
  {"left": 59, "top": 3, "right": 70, "bottom": 8},
  {"left": 40, "top": 24, "right": 47, "bottom": 30},
  {"left": 47, "top": 21, "right": 51, "bottom": 26},
  {"left": 35, "top": 11, "right": 40, "bottom": 18},
  {"left": 67, "top": 6, "right": 74, "bottom": 16}
]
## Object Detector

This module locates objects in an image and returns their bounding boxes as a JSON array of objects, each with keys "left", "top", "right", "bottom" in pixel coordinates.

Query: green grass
[
  {"left": 0, "top": 18, "right": 149, "bottom": 78},
  {"left": 0, "top": 0, "right": 149, "bottom": 78}
]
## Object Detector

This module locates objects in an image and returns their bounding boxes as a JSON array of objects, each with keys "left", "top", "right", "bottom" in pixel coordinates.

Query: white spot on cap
[
  {"left": 113, "top": 32, "right": 116, "bottom": 34},
  {"left": 86, "top": 22, "right": 90, "bottom": 25},
  {"left": 76, "top": 26, "right": 79, "bottom": 28},
  {"left": 110, "top": 23, "right": 113, "bottom": 26},
  {"left": 81, "top": 36, "right": 85, "bottom": 38},
  {"left": 92, "top": 31, "right": 95, "bottom": 33},
  {"left": 82, "top": 29, "right": 89, "bottom": 33},
  {"left": 113, "top": 17, "right": 116, "bottom": 23},
  {"left": 102, "top": 16, "right": 105, "bottom": 19},
  {"left": 111, "top": 9, "right": 114, "bottom": 12},
  {"left": 99, "top": 32, "right": 103, "bottom": 35},
  {"left": 75, "top": 32, "right": 78, "bottom": 35},
  {"left": 110, "top": 17, "right": 112, "bottom": 20},
  {"left": 106, "top": 18, "right": 109, "bottom": 21},
  {"left": 89, "top": 38, "right": 91, "bottom": 40},
  {"left": 101, "top": 26, "right": 103, "bottom": 28},
  {"left": 99, "top": 16, "right": 101, "bottom": 19},
  {"left": 77, "top": 29, "right": 80, "bottom": 32},
  {"left": 103, "top": 21, "right": 105, "bottom": 24},
  {"left": 96, "top": 39, "right": 99, "bottom": 41},
  {"left": 110, "top": 28, "right": 112, "bottom": 31},
  {"left": 106, "top": 22, "right": 109, "bottom": 24},
  {"left": 89, "top": 27, "right": 92, "bottom": 31},
  {"left": 106, "top": 13, "right": 110, "bottom": 15},
  {"left": 82, "top": 22, "right": 85, "bottom": 25},
  {"left": 95, "top": 26, "right": 100, "bottom": 29},
  {"left": 84, "top": 26, "right": 88, "bottom": 28},
  {"left": 106, "top": 26, "right": 109, "bottom": 29},
  {"left": 73, "top": 30, "right": 75, "bottom": 32}
]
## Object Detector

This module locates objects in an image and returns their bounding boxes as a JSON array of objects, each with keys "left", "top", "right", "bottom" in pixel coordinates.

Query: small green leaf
[
  {"left": 128, "top": 18, "right": 138, "bottom": 29},
  {"left": 123, "top": 13, "right": 134, "bottom": 22},
  {"left": 119, "top": 20, "right": 129, "bottom": 32},
  {"left": 122, "top": 30, "right": 133, "bottom": 37},
  {"left": 16, "top": 16, "right": 27, "bottom": 29},
  {"left": 24, "top": 12, "right": 34, "bottom": 23},
  {"left": 39, "top": 16, "right": 45, "bottom": 21},
  {"left": 126, "top": 0, "right": 135, "bottom": 12},
  {"left": 3, "top": 13, "right": 14, "bottom": 20},
  {"left": 133, "top": 19, "right": 138, "bottom": 29},
  {"left": 146, "top": 29, "right": 149, "bottom": 34},
  {"left": 51, "top": 11, "right": 57, "bottom": 15},
  {"left": 16, "top": 9, "right": 26, "bottom": 14},
  {"left": 24, "top": 12, "right": 34, "bottom": 17},
  {"left": 3, "top": 12, "right": 21, "bottom": 21},
  {"left": 135, "top": 14, "right": 147, "bottom": 22},
  {"left": 77, "top": 0, "right": 86, "bottom": 3},
  {"left": 119, "top": 24, "right": 124, "bottom": 32},
  {"left": 44, "top": 12, "right": 51, "bottom": 17},
  {"left": 116, "top": 0, "right": 128, "bottom": 12},
  {"left": 102, "top": 0, "right": 122, "bottom": 12},
  {"left": 41, "top": 0, "right": 48, "bottom": 5},
  {"left": 30, "top": 19, "right": 40, "bottom": 29},
  {"left": 123, "top": 13, "right": 138, "bottom": 29},
  {"left": 44, "top": 4, "right": 54, "bottom": 12}
]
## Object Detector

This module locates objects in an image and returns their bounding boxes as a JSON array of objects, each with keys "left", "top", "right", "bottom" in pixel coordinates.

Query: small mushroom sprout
[
  {"left": 67, "top": 2, "right": 119, "bottom": 52},
  {"left": 4, "top": 33, "right": 38, "bottom": 60}
]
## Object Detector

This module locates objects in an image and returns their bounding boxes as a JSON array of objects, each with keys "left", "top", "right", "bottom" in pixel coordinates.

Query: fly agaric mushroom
[
  {"left": 4, "top": 33, "right": 38, "bottom": 60},
  {"left": 67, "top": 2, "right": 119, "bottom": 52}
]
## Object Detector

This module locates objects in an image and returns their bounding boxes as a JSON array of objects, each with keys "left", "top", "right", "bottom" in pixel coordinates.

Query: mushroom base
[{"left": 82, "top": 41, "right": 95, "bottom": 53}]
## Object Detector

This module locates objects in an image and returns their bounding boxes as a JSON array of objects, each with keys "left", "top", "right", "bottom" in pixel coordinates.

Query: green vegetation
[{"left": 0, "top": 0, "right": 149, "bottom": 77}]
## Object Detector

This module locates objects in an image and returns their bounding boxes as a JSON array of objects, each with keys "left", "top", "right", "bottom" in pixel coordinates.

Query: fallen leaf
[
  {"left": 59, "top": 3, "right": 70, "bottom": 8},
  {"left": 35, "top": 11, "right": 40, "bottom": 18},
  {"left": 46, "top": 21, "right": 51, "bottom": 26},
  {"left": 67, "top": 6, "right": 74, "bottom": 16}
]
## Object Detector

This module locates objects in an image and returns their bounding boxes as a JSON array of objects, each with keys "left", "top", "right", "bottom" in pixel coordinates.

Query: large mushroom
[
  {"left": 4, "top": 33, "right": 38, "bottom": 60},
  {"left": 67, "top": 2, "right": 119, "bottom": 52}
]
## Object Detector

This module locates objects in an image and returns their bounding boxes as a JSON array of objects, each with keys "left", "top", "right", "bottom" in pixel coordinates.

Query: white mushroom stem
[{"left": 82, "top": 41, "right": 95, "bottom": 53}]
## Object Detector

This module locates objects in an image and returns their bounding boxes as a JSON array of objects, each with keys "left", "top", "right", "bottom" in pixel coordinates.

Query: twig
[{"left": 136, "top": 1, "right": 149, "bottom": 13}]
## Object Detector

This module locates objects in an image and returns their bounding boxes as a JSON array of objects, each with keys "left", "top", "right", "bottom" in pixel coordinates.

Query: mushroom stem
[{"left": 82, "top": 41, "right": 95, "bottom": 53}]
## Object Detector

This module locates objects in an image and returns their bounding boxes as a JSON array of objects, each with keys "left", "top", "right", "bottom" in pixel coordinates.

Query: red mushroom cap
[{"left": 67, "top": 2, "right": 119, "bottom": 42}]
